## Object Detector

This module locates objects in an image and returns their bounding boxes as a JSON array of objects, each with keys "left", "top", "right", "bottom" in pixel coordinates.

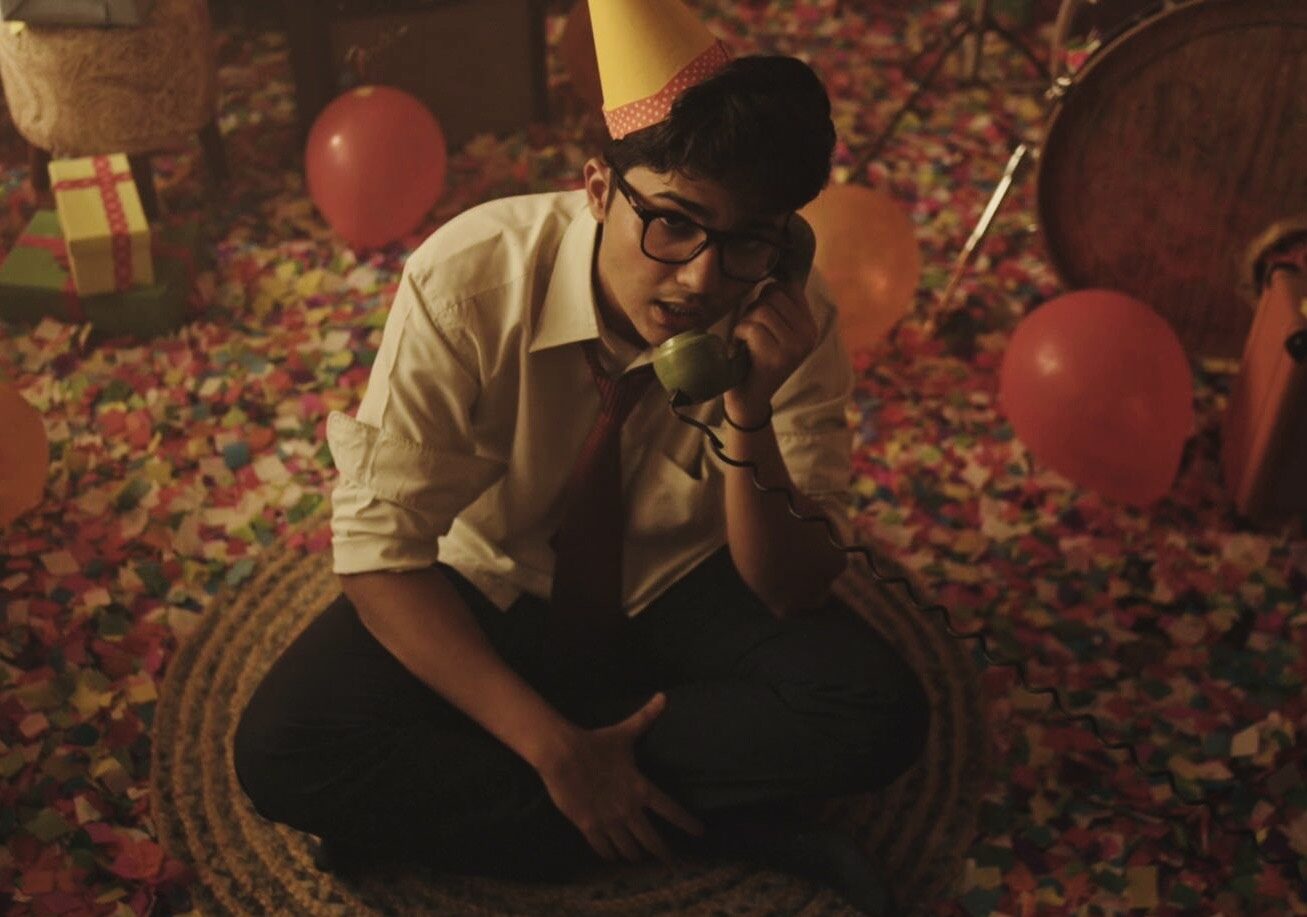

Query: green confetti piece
[
  {"left": 114, "top": 478, "right": 151, "bottom": 513},
  {"left": 250, "top": 515, "right": 278, "bottom": 545},
  {"left": 25, "top": 809, "right": 72, "bottom": 842},
  {"left": 1093, "top": 868, "right": 1128, "bottom": 893},
  {"left": 82, "top": 669, "right": 112, "bottom": 693},
  {"left": 1021, "top": 825, "right": 1055, "bottom": 849},
  {"left": 97, "top": 379, "right": 136, "bottom": 405},
  {"left": 237, "top": 352, "right": 269, "bottom": 373},
  {"left": 223, "top": 442, "right": 251, "bottom": 470},
  {"left": 1140, "top": 678, "right": 1172, "bottom": 700},
  {"left": 1067, "top": 689, "right": 1096, "bottom": 708},
  {"left": 1229, "top": 873, "right": 1257, "bottom": 898},
  {"left": 225, "top": 558, "right": 256, "bottom": 588},
  {"left": 1168, "top": 883, "right": 1202, "bottom": 907},
  {"left": 0, "top": 749, "right": 26, "bottom": 778},
  {"left": 97, "top": 609, "right": 131, "bottom": 638},
  {"left": 42, "top": 754, "right": 85, "bottom": 783},
  {"left": 136, "top": 562, "right": 169, "bottom": 598},
  {"left": 1202, "top": 732, "right": 1231, "bottom": 757},
  {"left": 959, "top": 887, "right": 1002, "bottom": 917},
  {"left": 66, "top": 724, "right": 100, "bottom": 746},
  {"left": 287, "top": 492, "right": 323, "bottom": 523},
  {"left": 973, "top": 844, "right": 1015, "bottom": 870},
  {"left": 69, "top": 847, "right": 99, "bottom": 870}
]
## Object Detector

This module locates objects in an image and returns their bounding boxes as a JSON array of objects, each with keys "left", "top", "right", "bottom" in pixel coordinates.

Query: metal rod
[
  {"left": 846, "top": 17, "right": 972, "bottom": 182},
  {"left": 846, "top": 1, "right": 1047, "bottom": 181},
  {"left": 964, "top": 0, "right": 989, "bottom": 82},
  {"left": 932, "top": 142, "right": 1030, "bottom": 324}
]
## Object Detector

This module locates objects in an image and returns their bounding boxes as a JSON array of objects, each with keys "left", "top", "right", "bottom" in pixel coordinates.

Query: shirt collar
[
  {"left": 529, "top": 206, "right": 603, "bottom": 354},
  {"left": 528, "top": 201, "right": 746, "bottom": 373}
]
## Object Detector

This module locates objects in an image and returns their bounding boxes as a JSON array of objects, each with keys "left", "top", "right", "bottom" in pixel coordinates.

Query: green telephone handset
[{"left": 651, "top": 214, "right": 817, "bottom": 406}]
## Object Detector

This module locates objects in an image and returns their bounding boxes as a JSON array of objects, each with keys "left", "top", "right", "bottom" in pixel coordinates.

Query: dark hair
[{"left": 602, "top": 55, "right": 835, "bottom": 215}]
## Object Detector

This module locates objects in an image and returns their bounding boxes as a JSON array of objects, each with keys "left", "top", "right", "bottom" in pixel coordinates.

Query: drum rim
[
  {"left": 1036, "top": 0, "right": 1307, "bottom": 353},
  {"left": 1048, "top": 0, "right": 1183, "bottom": 80}
]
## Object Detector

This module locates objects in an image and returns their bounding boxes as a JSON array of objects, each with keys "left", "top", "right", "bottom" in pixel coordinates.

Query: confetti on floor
[{"left": 1, "top": 2, "right": 1304, "bottom": 914}]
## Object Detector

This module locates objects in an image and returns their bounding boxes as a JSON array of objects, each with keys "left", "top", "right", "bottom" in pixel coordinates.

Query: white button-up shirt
[{"left": 327, "top": 190, "right": 854, "bottom": 616}]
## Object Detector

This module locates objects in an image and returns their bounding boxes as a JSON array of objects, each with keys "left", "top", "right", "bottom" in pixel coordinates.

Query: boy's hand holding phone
[{"left": 726, "top": 215, "right": 818, "bottom": 427}]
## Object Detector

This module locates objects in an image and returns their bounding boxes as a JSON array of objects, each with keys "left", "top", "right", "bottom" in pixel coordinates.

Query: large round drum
[{"left": 1037, "top": 0, "right": 1307, "bottom": 359}]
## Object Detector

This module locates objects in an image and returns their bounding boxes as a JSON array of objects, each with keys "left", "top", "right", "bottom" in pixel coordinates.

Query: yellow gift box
[{"left": 48, "top": 153, "right": 153, "bottom": 296}]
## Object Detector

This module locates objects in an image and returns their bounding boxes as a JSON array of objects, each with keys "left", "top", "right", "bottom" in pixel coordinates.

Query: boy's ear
[{"left": 583, "top": 158, "right": 611, "bottom": 223}]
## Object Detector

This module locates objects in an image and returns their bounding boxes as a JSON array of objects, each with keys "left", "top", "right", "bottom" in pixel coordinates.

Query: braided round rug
[{"left": 151, "top": 526, "right": 989, "bottom": 916}]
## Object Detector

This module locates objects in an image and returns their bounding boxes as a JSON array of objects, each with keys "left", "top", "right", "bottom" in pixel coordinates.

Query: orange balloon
[
  {"left": 999, "top": 290, "right": 1195, "bottom": 506},
  {"left": 800, "top": 184, "right": 921, "bottom": 352},
  {"left": 559, "top": 0, "right": 604, "bottom": 111},
  {"left": 305, "top": 86, "right": 447, "bottom": 250},
  {"left": 0, "top": 382, "right": 49, "bottom": 527}
]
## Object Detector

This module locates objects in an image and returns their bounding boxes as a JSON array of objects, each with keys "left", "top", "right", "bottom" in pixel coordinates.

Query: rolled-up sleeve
[{"left": 328, "top": 266, "right": 506, "bottom": 575}]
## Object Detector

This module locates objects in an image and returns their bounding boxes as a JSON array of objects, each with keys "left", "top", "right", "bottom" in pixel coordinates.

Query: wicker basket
[{"left": 0, "top": 0, "right": 217, "bottom": 155}]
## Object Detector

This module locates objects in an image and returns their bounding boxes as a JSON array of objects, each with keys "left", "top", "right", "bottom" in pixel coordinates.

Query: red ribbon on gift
[
  {"left": 50, "top": 156, "right": 137, "bottom": 292},
  {"left": 14, "top": 231, "right": 86, "bottom": 323}
]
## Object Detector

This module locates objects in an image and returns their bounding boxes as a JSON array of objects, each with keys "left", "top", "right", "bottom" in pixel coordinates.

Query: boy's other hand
[
  {"left": 536, "top": 692, "right": 705, "bottom": 864},
  {"left": 726, "top": 277, "right": 817, "bottom": 426}
]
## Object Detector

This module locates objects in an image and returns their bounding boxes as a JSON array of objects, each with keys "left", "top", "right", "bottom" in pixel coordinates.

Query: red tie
[{"left": 550, "top": 341, "right": 655, "bottom": 646}]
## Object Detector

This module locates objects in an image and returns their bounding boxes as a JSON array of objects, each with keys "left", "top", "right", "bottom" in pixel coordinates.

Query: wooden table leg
[
  {"left": 279, "top": 0, "right": 337, "bottom": 142},
  {"left": 128, "top": 154, "right": 160, "bottom": 220},
  {"left": 29, "top": 144, "right": 51, "bottom": 192},
  {"left": 198, "top": 118, "right": 229, "bottom": 184}
]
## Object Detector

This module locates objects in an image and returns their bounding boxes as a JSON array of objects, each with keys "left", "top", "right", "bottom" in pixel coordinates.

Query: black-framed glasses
[{"left": 609, "top": 169, "right": 788, "bottom": 283}]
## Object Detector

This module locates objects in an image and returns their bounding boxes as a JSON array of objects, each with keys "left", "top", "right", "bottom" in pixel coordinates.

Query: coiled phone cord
[{"left": 669, "top": 396, "right": 1307, "bottom": 891}]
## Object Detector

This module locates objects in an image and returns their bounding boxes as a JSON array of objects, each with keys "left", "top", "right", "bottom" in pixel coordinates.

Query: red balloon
[
  {"left": 999, "top": 290, "right": 1194, "bottom": 506},
  {"left": 306, "top": 86, "right": 447, "bottom": 250}
]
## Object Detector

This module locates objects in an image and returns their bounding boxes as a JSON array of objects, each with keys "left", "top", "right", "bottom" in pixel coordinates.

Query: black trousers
[{"left": 233, "top": 549, "right": 929, "bottom": 879}]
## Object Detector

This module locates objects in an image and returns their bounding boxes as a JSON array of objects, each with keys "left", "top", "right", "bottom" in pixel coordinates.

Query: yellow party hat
[{"left": 587, "top": 0, "right": 731, "bottom": 139}]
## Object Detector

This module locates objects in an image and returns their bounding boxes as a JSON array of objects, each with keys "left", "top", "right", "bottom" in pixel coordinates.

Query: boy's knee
[
  {"left": 232, "top": 694, "right": 293, "bottom": 823},
  {"left": 881, "top": 669, "right": 931, "bottom": 782},
  {"left": 832, "top": 658, "right": 932, "bottom": 791}
]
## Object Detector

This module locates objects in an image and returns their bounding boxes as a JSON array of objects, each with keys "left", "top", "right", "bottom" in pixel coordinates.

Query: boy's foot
[
  {"left": 703, "top": 814, "right": 896, "bottom": 916},
  {"left": 310, "top": 836, "right": 367, "bottom": 877}
]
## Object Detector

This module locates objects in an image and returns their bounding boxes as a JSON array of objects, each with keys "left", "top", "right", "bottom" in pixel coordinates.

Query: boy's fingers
[
  {"left": 585, "top": 828, "right": 617, "bottom": 862},
  {"left": 621, "top": 693, "right": 666, "bottom": 736},
  {"left": 609, "top": 825, "right": 645, "bottom": 863},
  {"left": 629, "top": 814, "right": 674, "bottom": 865},
  {"left": 647, "top": 788, "right": 705, "bottom": 837}
]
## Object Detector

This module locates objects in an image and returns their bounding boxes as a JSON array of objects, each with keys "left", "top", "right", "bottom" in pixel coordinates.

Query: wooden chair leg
[
  {"left": 29, "top": 144, "right": 51, "bottom": 192},
  {"left": 127, "top": 154, "right": 160, "bottom": 220},
  {"left": 279, "top": 0, "right": 336, "bottom": 143},
  {"left": 197, "top": 118, "right": 228, "bottom": 184}
]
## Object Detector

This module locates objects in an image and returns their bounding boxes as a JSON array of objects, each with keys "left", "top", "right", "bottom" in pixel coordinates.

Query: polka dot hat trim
[{"left": 603, "top": 41, "right": 732, "bottom": 139}]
